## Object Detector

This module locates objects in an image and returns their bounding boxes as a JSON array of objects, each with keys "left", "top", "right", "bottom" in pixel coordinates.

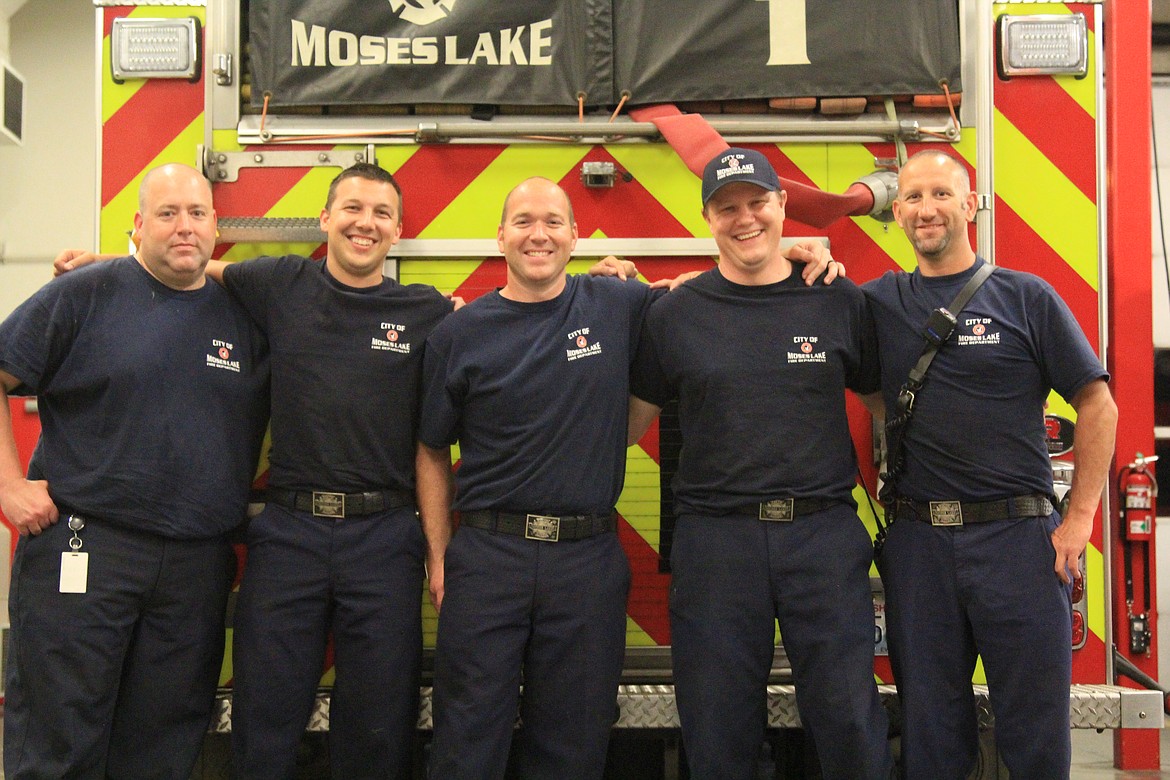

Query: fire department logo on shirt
[
  {"left": 372, "top": 322, "right": 411, "bottom": 353},
  {"left": 958, "top": 317, "right": 1000, "bottom": 346},
  {"left": 566, "top": 327, "right": 601, "bottom": 362},
  {"left": 787, "top": 335, "right": 826, "bottom": 363},
  {"left": 206, "top": 339, "right": 241, "bottom": 373}
]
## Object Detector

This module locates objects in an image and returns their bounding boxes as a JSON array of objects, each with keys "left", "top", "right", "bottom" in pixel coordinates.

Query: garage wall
[{"left": 0, "top": 0, "right": 95, "bottom": 316}]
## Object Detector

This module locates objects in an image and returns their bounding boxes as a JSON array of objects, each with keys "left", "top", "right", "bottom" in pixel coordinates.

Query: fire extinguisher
[
  {"left": 1118, "top": 453, "right": 1158, "bottom": 654},
  {"left": 1121, "top": 453, "right": 1158, "bottom": 541}
]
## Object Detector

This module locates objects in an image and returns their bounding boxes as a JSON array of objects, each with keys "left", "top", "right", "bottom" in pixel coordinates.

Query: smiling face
[
  {"left": 497, "top": 178, "right": 578, "bottom": 302},
  {"left": 703, "top": 182, "right": 790, "bottom": 285},
  {"left": 134, "top": 164, "right": 216, "bottom": 291},
  {"left": 320, "top": 175, "right": 403, "bottom": 287},
  {"left": 892, "top": 152, "right": 978, "bottom": 276}
]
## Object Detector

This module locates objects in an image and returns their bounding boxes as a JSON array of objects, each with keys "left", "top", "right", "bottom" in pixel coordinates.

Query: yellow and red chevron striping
[
  {"left": 100, "top": 6, "right": 204, "bottom": 208},
  {"left": 994, "top": 77, "right": 1096, "bottom": 203}
]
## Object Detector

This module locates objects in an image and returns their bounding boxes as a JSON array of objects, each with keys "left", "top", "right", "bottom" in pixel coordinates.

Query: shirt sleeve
[
  {"left": 0, "top": 281, "right": 78, "bottom": 395},
  {"left": 221, "top": 255, "right": 286, "bottom": 329},
  {"left": 847, "top": 288, "right": 881, "bottom": 395},
  {"left": 417, "top": 328, "right": 463, "bottom": 448},
  {"left": 630, "top": 307, "right": 674, "bottom": 407},
  {"left": 1031, "top": 279, "right": 1109, "bottom": 401}
]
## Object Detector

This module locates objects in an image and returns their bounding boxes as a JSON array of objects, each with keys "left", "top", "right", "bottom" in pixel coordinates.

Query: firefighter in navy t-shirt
[
  {"left": 861, "top": 150, "right": 1117, "bottom": 779},
  {"left": 418, "top": 178, "right": 656, "bottom": 779},
  {"left": 215, "top": 165, "right": 454, "bottom": 779},
  {"left": 628, "top": 149, "right": 893, "bottom": 780},
  {"left": 0, "top": 164, "right": 269, "bottom": 780}
]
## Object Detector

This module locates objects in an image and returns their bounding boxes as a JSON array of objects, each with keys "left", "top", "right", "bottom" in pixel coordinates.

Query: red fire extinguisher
[
  {"left": 1120, "top": 453, "right": 1158, "bottom": 541},
  {"left": 1118, "top": 453, "right": 1158, "bottom": 654}
]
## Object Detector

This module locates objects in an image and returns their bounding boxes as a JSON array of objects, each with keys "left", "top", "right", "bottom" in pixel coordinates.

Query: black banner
[
  {"left": 248, "top": 0, "right": 961, "bottom": 108},
  {"left": 249, "top": 0, "right": 612, "bottom": 107},
  {"left": 613, "top": 0, "right": 962, "bottom": 102}
]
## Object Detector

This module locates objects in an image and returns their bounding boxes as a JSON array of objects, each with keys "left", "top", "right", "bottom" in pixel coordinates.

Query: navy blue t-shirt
[
  {"left": 0, "top": 257, "right": 269, "bottom": 539},
  {"left": 418, "top": 275, "right": 657, "bottom": 515},
  {"left": 222, "top": 255, "right": 453, "bottom": 493},
  {"left": 631, "top": 266, "right": 878, "bottom": 515},
  {"left": 863, "top": 257, "right": 1108, "bottom": 502}
]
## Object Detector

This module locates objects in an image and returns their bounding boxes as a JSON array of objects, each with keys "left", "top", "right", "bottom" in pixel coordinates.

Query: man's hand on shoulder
[
  {"left": 785, "top": 241, "right": 845, "bottom": 285},
  {"left": 53, "top": 250, "right": 118, "bottom": 277},
  {"left": 588, "top": 256, "right": 639, "bottom": 281},
  {"left": 649, "top": 270, "right": 702, "bottom": 291}
]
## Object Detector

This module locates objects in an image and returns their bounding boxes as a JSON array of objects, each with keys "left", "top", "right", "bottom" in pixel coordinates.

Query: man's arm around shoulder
[
  {"left": 628, "top": 396, "right": 662, "bottom": 447},
  {"left": 54, "top": 249, "right": 231, "bottom": 287}
]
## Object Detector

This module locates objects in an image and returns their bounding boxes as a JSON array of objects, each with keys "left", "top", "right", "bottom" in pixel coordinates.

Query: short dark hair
[{"left": 325, "top": 163, "right": 404, "bottom": 219}]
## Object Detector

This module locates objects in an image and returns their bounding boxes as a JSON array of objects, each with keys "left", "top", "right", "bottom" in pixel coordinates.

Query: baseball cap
[{"left": 701, "top": 147, "right": 782, "bottom": 206}]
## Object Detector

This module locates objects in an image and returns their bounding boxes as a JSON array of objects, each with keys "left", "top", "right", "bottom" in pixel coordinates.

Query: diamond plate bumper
[{"left": 209, "top": 682, "right": 1163, "bottom": 732}]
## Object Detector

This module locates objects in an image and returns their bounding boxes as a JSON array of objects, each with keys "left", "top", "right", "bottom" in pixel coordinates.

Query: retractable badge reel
[{"left": 59, "top": 514, "right": 88, "bottom": 594}]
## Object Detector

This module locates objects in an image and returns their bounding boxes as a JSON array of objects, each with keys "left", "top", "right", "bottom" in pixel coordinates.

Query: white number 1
[{"left": 759, "top": 0, "right": 811, "bottom": 66}]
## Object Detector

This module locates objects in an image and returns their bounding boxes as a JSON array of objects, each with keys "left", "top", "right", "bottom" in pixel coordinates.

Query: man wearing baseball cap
[{"left": 628, "top": 148, "right": 892, "bottom": 779}]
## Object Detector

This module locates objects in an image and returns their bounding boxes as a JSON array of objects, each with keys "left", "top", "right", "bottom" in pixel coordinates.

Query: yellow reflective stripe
[
  {"left": 219, "top": 631, "right": 233, "bottom": 686},
  {"left": 1062, "top": 26, "right": 1097, "bottom": 118},
  {"left": 607, "top": 144, "right": 709, "bottom": 237},
  {"left": 99, "top": 114, "right": 205, "bottom": 254},
  {"left": 420, "top": 145, "right": 585, "bottom": 238},
  {"left": 1085, "top": 542, "right": 1104, "bottom": 640},
  {"left": 619, "top": 446, "right": 663, "bottom": 555},
  {"left": 993, "top": 110, "right": 1098, "bottom": 290},
  {"left": 400, "top": 258, "right": 487, "bottom": 295},
  {"left": 625, "top": 616, "right": 657, "bottom": 647},
  {"left": 216, "top": 242, "right": 321, "bottom": 264}
]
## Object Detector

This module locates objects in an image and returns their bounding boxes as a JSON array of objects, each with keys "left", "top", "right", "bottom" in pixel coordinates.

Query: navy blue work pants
[
  {"left": 4, "top": 514, "right": 234, "bottom": 780},
  {"left": 670, "top": 507, "right": 892, "bottom": 780},
  {"left": 231, "top": 503, "right": 425, "bottom": 780},
  {"left": 428, "top": 526, "right": 630, "bottom": 780},
  {"left": 880, "top": 512, "right": 1072, "bottom": 780}
]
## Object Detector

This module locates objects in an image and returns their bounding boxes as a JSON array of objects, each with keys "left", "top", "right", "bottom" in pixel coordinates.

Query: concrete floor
[{"left": 1069, "top": 729, "right": 1170, "bottom": 779}]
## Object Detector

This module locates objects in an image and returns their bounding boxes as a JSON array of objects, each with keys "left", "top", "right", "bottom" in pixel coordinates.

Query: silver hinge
[
  {"left": 212, "top": 53, "right": 232, "bottom": 86},
  {"left": 201, "top": 144, "right": 378, "bottom": 183}
]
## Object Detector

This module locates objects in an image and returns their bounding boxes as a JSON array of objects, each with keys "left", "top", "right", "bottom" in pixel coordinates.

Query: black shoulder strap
[
  {"left": 877, "top": 262, "right": 995, "bottom": 510},
  {"left": 906, "top": 262, "right": 995, "bottom": 387}
]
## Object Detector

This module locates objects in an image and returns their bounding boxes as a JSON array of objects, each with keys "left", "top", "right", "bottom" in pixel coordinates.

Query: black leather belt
[
  {"left": 267, "top": 488, "right": 413, "bottom": 519},
  {"left": 460, "top": 510, "right": 617, "bottom": 543},
  {"left": 735, "top": 497, "right": 843, "bottom": 522},
  {"left": 893, "top": 494, "right": 1054, "bottom": 527}
]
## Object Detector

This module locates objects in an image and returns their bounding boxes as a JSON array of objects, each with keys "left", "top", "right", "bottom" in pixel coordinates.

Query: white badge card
[{"left": 59, "top": 552, "right": 89, "bottom": 594}]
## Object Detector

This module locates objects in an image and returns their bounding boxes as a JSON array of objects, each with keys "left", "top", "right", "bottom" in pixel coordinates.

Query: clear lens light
[
  {"left": 111, "top": 18, "right": 199, "bottom": 81},
  {"left": 999, "top": 14, "right": 1088, "bottom": 78}
]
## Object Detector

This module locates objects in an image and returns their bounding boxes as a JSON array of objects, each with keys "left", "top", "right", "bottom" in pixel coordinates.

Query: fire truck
[{"left": 3, "top": 0, "right": 1164, "bottom": 776}]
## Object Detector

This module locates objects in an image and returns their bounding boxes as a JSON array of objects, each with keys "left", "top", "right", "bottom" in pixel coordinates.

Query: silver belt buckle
[
  {"left": 929, "top": 501, "right": 963, "bottom": 526},
  {"left": 759, "top": 499, "right": 795, "bottom": 522},
  {"left": 313, "top": 492, "right": 346, "bottom": 518},
  {"left": 525, "top": 514, "right": 560, "bottom": 542}
]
